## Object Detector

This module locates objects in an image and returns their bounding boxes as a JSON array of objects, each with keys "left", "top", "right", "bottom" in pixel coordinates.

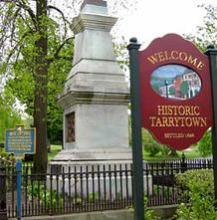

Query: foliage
[
  {"left": 198, "top": 130, "right": 212, "bottom": 157},
  {"left": 169, "top": 86, "right": 176, "bottom": 95},
  {"left": 128, "top": 197, "right": 159, "bottom": 220},
  {"left": 0, "top": 0, "right": 75, "bottom": 172},
  {"left": 0, "top": 149, "right": 15, "bottom": 165},
  {"left": 48, "top": 145, "right": 62, "bottom": 161},
  {"left": 28, "top": 183, "right": 64, "bottom": 208},
  {"left": 186, "top": 4, "right": 217, "bottom": 51},
  {"left": 184, "top": 3, "right": 217, "bottom": 158},
  {"left": 142, "top": 129, "right": 170, "bottom": 157},
  {"left": 4, "top": 8, "right": 73, "bottom": 144},
  {"left": 175, "top": 169, "right": 217, "bottom": 220},
  {"left": 180, "top": 81, "right": 189, "bottom": 97},
  {"left": 0, "top": 93, "right": 23, "bottom": 142}
]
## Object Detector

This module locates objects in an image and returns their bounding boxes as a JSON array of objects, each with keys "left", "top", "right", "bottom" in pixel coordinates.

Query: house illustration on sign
[{"left": 151, "top": 64, "right": 201, "bottom": 100}]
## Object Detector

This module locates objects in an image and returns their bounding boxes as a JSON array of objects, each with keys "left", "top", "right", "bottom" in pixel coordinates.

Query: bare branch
[
  {"left": 47, "top": 5, "right": 71, "bottom": 37},
  {"left": 5, "top": 30, "right": 34, "bottom": 65},
  {"left": 15, "top": 1, "right": 37, "bottom": 28},
  {"left": 47, "top": 5, "right": 70, "bottom": 25},
  {"left": 47, "top": 36, "right": 74, "bottom": 64}
]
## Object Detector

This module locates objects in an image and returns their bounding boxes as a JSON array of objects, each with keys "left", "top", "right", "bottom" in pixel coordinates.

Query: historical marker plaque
[
  {"left": 5, "top": 125, "right": 36, "bottom": 155},
  {"left": 139, "top": 34, "right": 213, "bottom": 150}
]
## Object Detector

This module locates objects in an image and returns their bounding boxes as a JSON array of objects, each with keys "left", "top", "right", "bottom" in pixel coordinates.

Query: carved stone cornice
[{"left": 72, "top": 13, "right": 117, "bottom": 34}]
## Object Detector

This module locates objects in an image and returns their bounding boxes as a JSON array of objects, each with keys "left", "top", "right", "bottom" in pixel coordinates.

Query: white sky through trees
[
  {"left": 111, "top": 0, "right": 217, "bottom": 46},
  {"left": 50, "top": 0, "right": 217, "bottom": 45}
]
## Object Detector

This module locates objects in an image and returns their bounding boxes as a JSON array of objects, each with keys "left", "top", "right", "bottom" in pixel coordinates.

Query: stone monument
[{"left": 51, "top": 0, "right": 132, "bottom": 166}]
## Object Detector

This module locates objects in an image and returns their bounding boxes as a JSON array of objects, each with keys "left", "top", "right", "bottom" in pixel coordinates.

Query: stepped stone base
[{"left": 50, "top": 148, "right": 132, "bottom": 165}]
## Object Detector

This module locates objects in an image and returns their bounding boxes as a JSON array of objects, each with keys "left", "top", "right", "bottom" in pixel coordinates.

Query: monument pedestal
[
  {"left": 51, "top": 148, "right": 132, "bottom": 165},
  {"left": 51, "top": 0, "right": 131, "bottom": 167}
]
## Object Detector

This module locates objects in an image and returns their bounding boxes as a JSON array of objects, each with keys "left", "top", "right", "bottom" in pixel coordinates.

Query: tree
[
  {"left": 169, "top": 86, "right": 175, "bottom": 95},
  {"left": 185, "top": 4, "right": 217, "bottom": 156},
  {"left": 180, "top": 81, "right": 189, "bottom": 97},
  {"left": 0, "top": 92, "right": 23, "bottom": 143},
  {"left": 186, "top": 4, "right": 217, "bottom": 51},
  {"left": 142, "top": 129, "right": 170, "bottom": 157},
  {"left": 0, "top": 0, "right": 139, "bottom": 173},
  {"left": 198, "top": 130, "right": 212, "bottom": 157},
  {"left": 0, "top": 1, "right": 73, "bottom": 173}
]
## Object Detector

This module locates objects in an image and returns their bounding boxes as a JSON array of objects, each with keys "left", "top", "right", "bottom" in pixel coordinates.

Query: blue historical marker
[
  {"left": 5, "top": 125, "right": 36, "bottom": 155},
  {"left": 5, "top": 125, "right": 36, "bottom": 220}
]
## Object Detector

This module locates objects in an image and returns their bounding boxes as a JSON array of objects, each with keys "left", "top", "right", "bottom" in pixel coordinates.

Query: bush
[
  {"left": 128, "top": 197, "right": 160, "bottom": 220},
  {"left": 142, "top": 129, "right": 170, "bottom": 157},
  {"left": 175, "top": 169, "right": 217, "bottom": 220},
  {"left": 198, "top": 130, "right": 212, "bottom": 157}
]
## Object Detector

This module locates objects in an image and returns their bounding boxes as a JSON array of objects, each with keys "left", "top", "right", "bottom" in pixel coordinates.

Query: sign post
[
  {"left": 5, "top": 125, "right": 36, "bottom": 220},
  {"left": 127, "top": 38, "right": 144, "bottom": 220},
  {"left": 127, "top": 33, "right": 216, "bottom": 218},
  {"left": 16, "top": 159, "right": 22, "bottom": 220},
  {"left": 206, "top": 45, "right": 217, "bottom": 202}
]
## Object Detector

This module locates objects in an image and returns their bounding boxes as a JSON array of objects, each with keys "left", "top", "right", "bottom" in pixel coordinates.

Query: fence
[{"left": 0, "top": 158, "right": 213, "bottom": 219}]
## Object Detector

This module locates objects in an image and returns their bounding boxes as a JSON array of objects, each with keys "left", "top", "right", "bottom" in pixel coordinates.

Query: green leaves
[
  {"left": 176, "top": 169, "right": 217, "bottom": 220},
  {"left": 186, "top": 4, "right": 217, "bottom": 51},
  {"left": 0, "top": 94, "right": 23, "bottom": 142},
  {"left": 198, "top": 130, "right": 212, "bottom": 157}
]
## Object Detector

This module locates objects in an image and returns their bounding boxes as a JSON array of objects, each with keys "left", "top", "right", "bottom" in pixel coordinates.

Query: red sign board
[{"left": 139, "top": 34, "right": 213, "bottom": 150}]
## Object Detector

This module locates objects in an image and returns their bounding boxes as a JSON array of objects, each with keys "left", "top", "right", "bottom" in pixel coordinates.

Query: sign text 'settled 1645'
[{"left": 139, "top": 34, "right": 213, "bottom": 150}]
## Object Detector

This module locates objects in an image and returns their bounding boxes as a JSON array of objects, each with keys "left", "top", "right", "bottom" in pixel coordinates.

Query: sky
[
  {"left": 111, "top": 0, "right": 217, "bottom": 47},
  {"left": 152, "top": 65, "right": 191, "bottom": 79}
]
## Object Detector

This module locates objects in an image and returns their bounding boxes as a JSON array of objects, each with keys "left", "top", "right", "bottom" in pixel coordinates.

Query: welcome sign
[{"left": 139, "top": 34, "right": 213, "bottom": 150}]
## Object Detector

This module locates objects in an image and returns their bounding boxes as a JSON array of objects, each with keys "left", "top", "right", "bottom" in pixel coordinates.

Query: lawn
[
  {"left": 143, "top": 146, "right": 202, "bottom": 161},
  {"left": 48, "top": 144, "right": 202, "bottom": 162},
  {"left": 48, "top": 145, "right": 62, "bottom": 161}
]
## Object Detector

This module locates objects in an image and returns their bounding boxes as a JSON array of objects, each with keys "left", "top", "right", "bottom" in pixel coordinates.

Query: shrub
[
  {"left": 142, "top": 129, "right": 171, "bottom": 157},
  {"left": 198, "top": 130, "right": 212, "bottom": 157},
  {"left": 175, "top": 169, "right": 217, "bottom": 220},
  {"left": 128, "top": 197, "right": 160, "bottom": 220}
]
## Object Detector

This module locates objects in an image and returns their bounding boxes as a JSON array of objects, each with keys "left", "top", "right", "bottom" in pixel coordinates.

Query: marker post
[
  {"left": 16, "top": 158, "right": 22, "bottom": 220},
  {"left": 5, "top": 125, "right": 36, "bottom": 220}
]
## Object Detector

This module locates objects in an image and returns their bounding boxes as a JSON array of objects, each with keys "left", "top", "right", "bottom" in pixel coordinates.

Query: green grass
[
  {"left": 48, "top": 145, "right": 62, "bottom": 161},
  {"left": 48, "top": 144, "right": 202, "bottom": 162},
  {"left": 143, "top": 146, "right": 201, "bottom": 161}
]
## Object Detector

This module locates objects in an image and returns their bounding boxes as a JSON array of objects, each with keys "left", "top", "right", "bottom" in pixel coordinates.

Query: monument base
[{"left": 50, "top": 148, "right": 132, "bottom": 166}]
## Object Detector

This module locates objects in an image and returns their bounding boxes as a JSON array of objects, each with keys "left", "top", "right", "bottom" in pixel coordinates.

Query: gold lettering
[
  {"left": 191, "top": 117, "right": 201, "bottom": 126},
  {"left": 168, "top": 117, "right": 175, "bottom": 127},
  {"left": 147, "top": 51, "right": 204, "bottom": 71},
  {"left": 173, "top": 117, "right": 179, "bottom": 127},
  {"left": 156, "top": 117, "right": 163, "bottom": 127},
  {"left": 200, "top": 117, "right": 207, "bottom": 127},
  {"left": 188, "top": 55, "right": 198, "bottom": 67},
  {"left": 179, "top": 117, "right": 185, "bottom": 127},
  {"left": 197, "top": 61, "right": 205, "bottom": 70},
  {"left": 149, "top": 116, "right": 157, "bottom": 127},
  {"left": 162, "top": 117, "right": 168, "bottom": 127},
  {"left": 157, "top": 105, "right": 165, "bottom": 115},
  {"left": 185, "top": 117, "right": 193, "bottom": 127},
  {"left": 164, "top": 51, "right": 171, "bottom": 60},
  {"left": 158, "top": 51, "right": 166, "bottom": 62},
  {"left": 171, "top": 51, "right": 179, "bottom": 60},
  {"left": 178, "top": 106, "right": 185, "bottom": 116},
  {"left": 194, "top": 106, "right": 200, "bottom": 116},
  {"left": 179, "top": 52, "right": 188, "bottom": 61},
  {"left": 147, "top": 55, "right": 158, "bottom": 64}
]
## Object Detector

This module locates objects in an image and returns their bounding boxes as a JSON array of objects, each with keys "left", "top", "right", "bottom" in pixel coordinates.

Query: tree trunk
[{"left": 33, "top": 0, "right": 48, "bottom": 173}]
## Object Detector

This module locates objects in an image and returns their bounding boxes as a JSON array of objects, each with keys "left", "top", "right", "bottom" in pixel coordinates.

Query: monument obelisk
[{"left": 51, "top": 0, "right": 131, "bottom": 166}]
